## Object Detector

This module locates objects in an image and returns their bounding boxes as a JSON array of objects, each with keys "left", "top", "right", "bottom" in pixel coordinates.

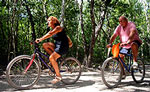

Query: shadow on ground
[
  {"left": 99, "top": 65, "right": 150, "bottom": 92},
  {"left": 0, "top": 65, "right": 150, "bottom": 92},
  {"left": 0, "top": 71, "right": 96, "bottom": 92}
]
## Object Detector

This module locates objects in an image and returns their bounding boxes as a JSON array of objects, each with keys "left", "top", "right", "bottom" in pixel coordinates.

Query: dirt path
[{"left": 0, "top": 65, "right": 150, "bottom": 92}]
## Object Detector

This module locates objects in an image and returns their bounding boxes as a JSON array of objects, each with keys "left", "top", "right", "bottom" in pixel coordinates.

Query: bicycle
[
  {"left": 6, "top": 41, "right": 81, "bottom": 89},
  {"left": 101, "top": 43, "right": 145, "bottom": 88}
]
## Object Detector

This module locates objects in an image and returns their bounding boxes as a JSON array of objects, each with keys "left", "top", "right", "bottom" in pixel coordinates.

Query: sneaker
[
  {"left": 125, "top": 70, "right": 130, "bottom": 76},
  {"left": 122, "top": 74, "right": 126, "bottom": 79},
  {"left": 51, "top": 76, "right": 62, "bottom": 84},
  {"left": 132, "top": 62, "right": 138, "bottom": 69},
  {"left": 48, "top": 70, "right": 55, "bottom": 77}
]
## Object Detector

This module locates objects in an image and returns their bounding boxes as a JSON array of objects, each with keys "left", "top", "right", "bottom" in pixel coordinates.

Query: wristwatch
[
  {"left": 109, "top": 43, "right": 112, "bottom": 47},
  {"left": 127, "top": 40, "right": 130, "bottom": 44}
]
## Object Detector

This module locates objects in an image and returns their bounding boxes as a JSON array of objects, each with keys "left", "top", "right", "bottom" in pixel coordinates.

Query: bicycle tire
[
  {"left": 101, "top": 57, "right": 123, "bottom": 88},
  {"left": 60, "top": 57, "right": 81, "bottom": 85},
  {"left": 131, "top": 58, "right": 145, "bottom": 83},
  {"left": 6, "top": 55, "right": 41, "bottom": 89}
]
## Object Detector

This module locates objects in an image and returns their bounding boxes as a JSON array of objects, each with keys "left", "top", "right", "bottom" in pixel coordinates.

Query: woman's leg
[
  {"left": 41, "top": 42, "right": 55, "bottom": 69},
  {"left": 43, "top": 42, "right": 55, "bottom": 55},
  {"left": 49, "top": 52, "right": 61, "bottom": 84}
]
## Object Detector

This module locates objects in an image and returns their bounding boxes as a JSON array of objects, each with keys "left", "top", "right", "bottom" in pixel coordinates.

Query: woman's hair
[
  {"left": 54, "top": 22, "right": 60, "bottom": 26},
  {"left": 49, "top": 16, "right": 60, "bottom": 27}
]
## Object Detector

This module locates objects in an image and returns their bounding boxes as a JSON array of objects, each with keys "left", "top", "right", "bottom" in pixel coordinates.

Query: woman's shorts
[{"left": 54, "top": 41, "right": 69, "bottom": 56}]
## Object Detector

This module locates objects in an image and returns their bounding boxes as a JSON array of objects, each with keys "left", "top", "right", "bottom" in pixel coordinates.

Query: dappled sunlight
[{"left": 0, "top": 67, "right": 150, "bottom": 92}]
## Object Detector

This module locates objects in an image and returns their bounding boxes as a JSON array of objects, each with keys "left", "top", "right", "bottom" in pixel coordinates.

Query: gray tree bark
[{"left": 60, "top": 0, "right": 65, "bottom": 27}]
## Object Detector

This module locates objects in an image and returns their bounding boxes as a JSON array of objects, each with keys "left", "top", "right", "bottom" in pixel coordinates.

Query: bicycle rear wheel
[
  {"left": 131, "top": 59, "right": 145, "bottom": 83},
  {"left": 6, "top": 55, "right": 41, "bottom": 89},
  {"left": 101, "top": 57, "right": 123, "bottom": 88},
  {"left": 60, "top": 57, "right": 81, "bottom": 85}
]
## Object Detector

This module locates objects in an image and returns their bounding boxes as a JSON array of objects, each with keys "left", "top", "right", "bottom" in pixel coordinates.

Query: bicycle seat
[{"left": 119, "top": 48, "right": 131, "bottom": 55}]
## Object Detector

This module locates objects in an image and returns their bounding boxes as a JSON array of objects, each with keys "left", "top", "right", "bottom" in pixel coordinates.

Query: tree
[
  {"left": 60, "top": 0, "right": 65, "bottom": 27},
  {"left": 81, "top": 0, "right": 111, "bottom": 67},
  {"left": 8, "top": 0, "right": 18, "bottom": 62},
  {"left": 24, "top": 0, "right": 36, "bottom": 41}
]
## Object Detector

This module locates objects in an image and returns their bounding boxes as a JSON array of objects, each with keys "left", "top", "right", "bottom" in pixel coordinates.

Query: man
[{"left": 107, "top": 16, "right": 142, "bottom": 78}]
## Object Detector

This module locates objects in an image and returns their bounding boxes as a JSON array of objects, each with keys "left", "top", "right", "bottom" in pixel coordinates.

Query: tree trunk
[
  {"left": 0, "top": 21, "right": 5, "bottom": 40},
  {"left": 78, "top": 0, "right": 89, "bottom": 66},
  {"left": 24, "top": 0, "right": 36, "bottom": 41},
  {"left": 8, "top": 0, "right": 18, "bottom": 62},
  {"left": 144, "top": 1, "right": 150, "bottom": 57},
  {"left": 42, "top": 0, "right": 50, "bottom": 42},
  {"left": 7, "top": 0, "right": 11, "bottom": 63},
  {"left": 145, "top": 8, "right": 150, "bottom": 33},
  {"left": 60, "top": 0, "right": 65, "bottom": 27},
  {"left": 86, "top": 1, "right": 109, "bottom": 67},
  {"left": 87, "top": 0, "right": 95, "bottom": 67},
  {"left": 42, "top": 0, "right": 48, "bottom": 20}
]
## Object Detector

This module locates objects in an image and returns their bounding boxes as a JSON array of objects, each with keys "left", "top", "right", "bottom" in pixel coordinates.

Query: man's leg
[
  {"left": 131, "top": 43, "right": 138, "bottom": 62},
  {"left": 131, "top": 42, "right": 139, "bottom": 68},
  {"left": 120, "top": 54, "right": 126, "bottom": 77}
]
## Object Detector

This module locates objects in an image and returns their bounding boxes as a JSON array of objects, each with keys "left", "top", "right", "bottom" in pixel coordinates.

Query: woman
[{"left": 35, "top": 16, "right": 72, "bottom": 84}]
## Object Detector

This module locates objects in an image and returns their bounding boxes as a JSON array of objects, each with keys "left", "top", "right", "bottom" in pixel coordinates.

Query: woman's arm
[
  {"left": 67, "top": 35, "right": 73, "bottom": 48},
  {"left": 36, "top": 26, "right": 63, "bottom": 42}
]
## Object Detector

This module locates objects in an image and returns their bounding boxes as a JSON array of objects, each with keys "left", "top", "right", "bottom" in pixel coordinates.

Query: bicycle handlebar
[
  {"left": 30, "top": 41, "right": 39, "bottom": 49},
  {"left": 107, "top": 42, "right": 130, "bottom": 48}
]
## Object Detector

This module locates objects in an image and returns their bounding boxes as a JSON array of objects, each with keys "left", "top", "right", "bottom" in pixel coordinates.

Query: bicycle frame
[
  {"left": 6, "top": 42, "right": 82, "bottom": 89},
  {"left": 118, "top": 53, "right": 133, "bottom": 72},
  {"left": 25, "top": 46, "right": 54, "bottom": 73}
]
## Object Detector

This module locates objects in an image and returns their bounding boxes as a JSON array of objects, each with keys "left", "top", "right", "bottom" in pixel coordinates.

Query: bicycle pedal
[
  {"left": 48, "top": 70, "right": 55, "bottom": 77},
  {"left": 133, "top": 69, "right": 139, "bottom": 73},
  {"left": 125, "top": 71, "right": 130, "bottom": 76}
]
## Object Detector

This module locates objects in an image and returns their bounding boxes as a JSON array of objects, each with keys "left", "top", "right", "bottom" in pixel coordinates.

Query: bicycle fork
[{"left": 24, "top": 54, "right": 36, "bottom": 74}]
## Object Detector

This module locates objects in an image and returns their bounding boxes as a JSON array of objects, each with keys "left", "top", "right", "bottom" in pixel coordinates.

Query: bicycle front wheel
[
  {"left": 60, "top": 57, "right": 81, "bottom": 85},
  {"left": 6, "top": 55, "right": 41, "bottom": 89},
  {"left": 131, "top": 59, "right": 145, "bottom": 83},
  {"left": 101, "top": 57, "right": 123, "bottom": 88}
]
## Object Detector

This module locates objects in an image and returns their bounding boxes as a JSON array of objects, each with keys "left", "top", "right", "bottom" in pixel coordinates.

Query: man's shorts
[
  {"left": 119, "top": 40, "right": 142, "bottom": 55},
  {"left": 132, "top": 40, "right": 142, "bottom": 48}
]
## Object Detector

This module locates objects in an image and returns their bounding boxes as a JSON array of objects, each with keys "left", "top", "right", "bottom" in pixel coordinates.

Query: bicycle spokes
[
  {"left": 102, "top": 57, "right": 122, "bottom": 88},
  {"left": 6, "top": 55, "right": 41, "bottom": 89},
  {"left": 131, "top": 59, "right": 145, "bottom": 83},
  {"left": 60, "top": 57, "right": 81, "bottom": 85}
]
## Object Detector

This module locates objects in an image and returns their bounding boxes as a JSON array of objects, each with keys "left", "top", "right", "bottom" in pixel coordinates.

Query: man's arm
[
  {"left": 106, "top": 34, "right": 117, "bottom": 48},
  {"left": 127, "top": 29, "right": 136, "bottom": 44},
  {"left": 110, "top": 33, "right": 117, "bottom": 44}
]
